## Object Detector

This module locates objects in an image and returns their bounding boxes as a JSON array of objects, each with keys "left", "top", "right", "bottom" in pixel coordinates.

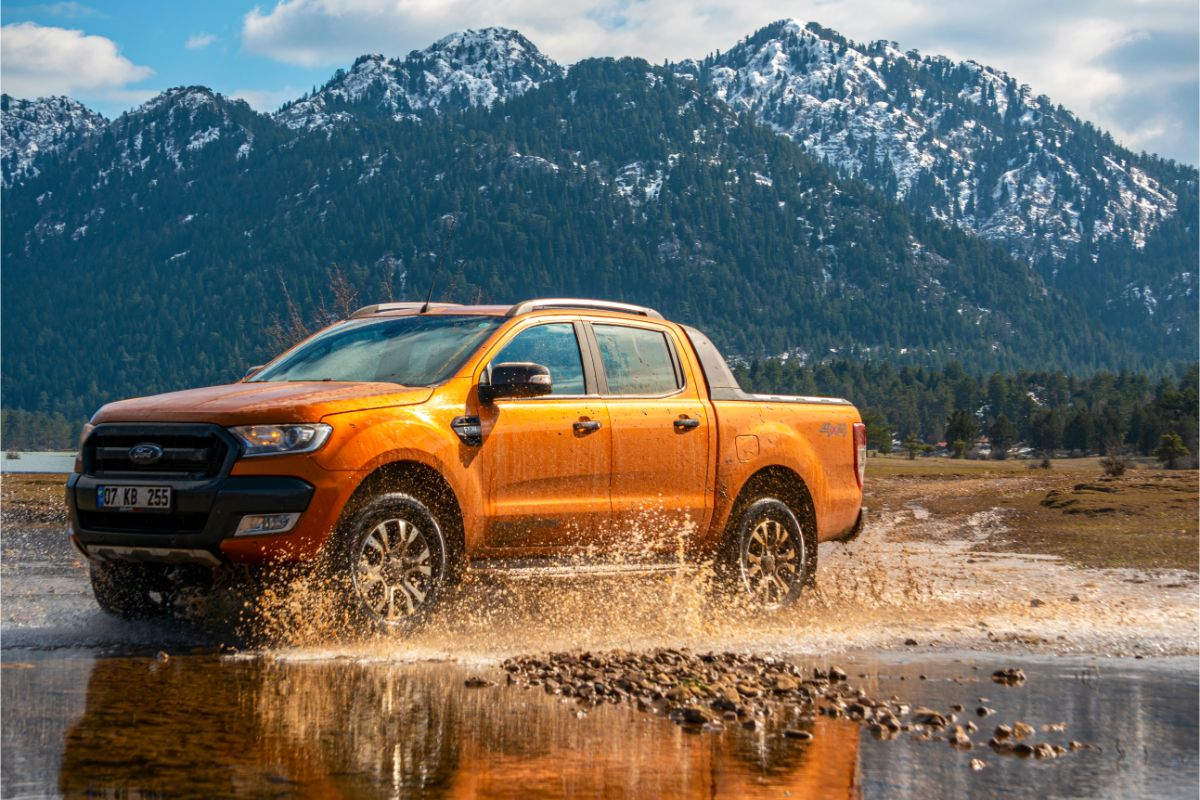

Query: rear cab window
[{"left": 592, "top": 324, "right": 682, "bottom": 396}]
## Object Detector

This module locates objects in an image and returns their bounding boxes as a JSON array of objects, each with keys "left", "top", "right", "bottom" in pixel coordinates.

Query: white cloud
[
  {"left": 232, "top": 85, "right": 303, "bottom": 112},
  {"left": 0, "top": 22, "right": 153, "bottom": 98},
  {"left": 239, "top": 0, "right": 1198, "bottom": 162},
  {"left": 186, "top": 32, "right": 218, "bottom": 50}
]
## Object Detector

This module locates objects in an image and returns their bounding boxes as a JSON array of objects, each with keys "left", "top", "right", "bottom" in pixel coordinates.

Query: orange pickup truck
[{"left": 67, "top": 299, "right": 865, "bottom": 627}]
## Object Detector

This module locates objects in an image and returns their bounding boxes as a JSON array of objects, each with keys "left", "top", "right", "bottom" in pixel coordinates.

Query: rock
[
  {"left": 741, "top": 719, "right": 758, "bottom": 731},
  {"left": 1070, "top": 594, "right": 1081, "bottom": 602},
  {"left": 1013, "top": 743, "right": 1035, "bottom": 758},
  {"left": 464, "top": 676, "right": 495, "bottom": 688},
  {"left": 682, "top": 707, "right": 714, "bottom": 725},
  {"left": 1069, "top": 740, "right": 1088, "bottom": 751},
  {"left": 949, "top": 726, "right": 973, "bottom": 749},
  {"left": 783, "top": 729, "right": 813, "bottom": 741},
  {"left": 912, "top": 707, "right": 949, "bottom": 728},
  {"left": 155, "top": 651, "right": 170, "bottom": 663},
  {"left": 991, "top": 667, "right": 1026, "bottom": 686},
  {"left": 988, "top": 737, "right": 1014, "bottom": 753},
  {"left": 904, "top": 638, "right": 918, "bottom": 646},
  {"left": 969, "top": 758, "right": 987, "bottom": 771},
  {"left": 773, "top": 675, "right": 799, "bottom": 692},
  {"left": 950, "top": 704, "right": 964, "bottom": 712},
  {"left": 666, "top": 686, "right": 691, "bottom": 702},
  {"left": 966, "top": 721, "right": 978, "bottom": 734},
  {"left": 829, "top": 666, "right": 848, "bottom": 682},
  {"left": 1030, "top": 598, "right": 1045, "bottom": 607},
  {"left": 993, "top": 724, "right": 1013, "bottom": 741},
  {"left": 1012, "top": 722, "right": 1035, "bottom": 740},
  {"left": 1042, "top": 722, "right": 1068, "bottom": 732},
  {"left": 976, "top": 706, "right": 996, "bottom": 717}
]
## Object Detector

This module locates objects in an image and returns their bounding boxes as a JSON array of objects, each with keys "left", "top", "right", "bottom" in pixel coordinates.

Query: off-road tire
[
  {"left": 717, "top": 496, "right": 816, "bottom": 609},
  {"left": 327, "top": 492, "right": 456, "bottom": 633},
  {"left": 89, "top": 560, "right": 176, "bottom": 619}
]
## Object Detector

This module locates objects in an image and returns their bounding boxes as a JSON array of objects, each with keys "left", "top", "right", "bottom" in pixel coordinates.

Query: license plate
[{"left": 96, "top": 485, "right": 172, "bottom": 512}]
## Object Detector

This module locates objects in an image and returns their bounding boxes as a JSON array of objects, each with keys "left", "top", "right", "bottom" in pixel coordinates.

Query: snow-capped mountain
[
  {"left": 100, "top": 87, "right": 263, "bottom": 175},
  {"left": 0, "top": 21, "right": 1193, "bottom": 419},
  {"left": 1, "top": 95, "right": 107, "bottom": 187},
  {"left": 275, "top": 27, "right": 563, "bottom": 130},
  {"left": 678, "top": 20, "right": 1187, "bottom": 265}
]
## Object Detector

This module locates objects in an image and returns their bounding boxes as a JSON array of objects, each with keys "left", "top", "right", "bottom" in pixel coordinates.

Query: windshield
[{"left": 251, "top": 315, "right": 503, "bottom": 386}]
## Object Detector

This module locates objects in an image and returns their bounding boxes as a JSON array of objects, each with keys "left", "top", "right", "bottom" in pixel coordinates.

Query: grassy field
[{"left": 866, "top": 455, "right": 1198, "bottom": 572}]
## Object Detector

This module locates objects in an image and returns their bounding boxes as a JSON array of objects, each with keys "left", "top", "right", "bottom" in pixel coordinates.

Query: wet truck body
[{"left": 66, "top": 299, "right": 865, "bottom": 624}]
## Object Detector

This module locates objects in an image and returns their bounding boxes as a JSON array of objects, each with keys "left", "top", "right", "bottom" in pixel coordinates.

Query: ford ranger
[{"left": 66, "top": 299, "right": 865, "bottom": 628}]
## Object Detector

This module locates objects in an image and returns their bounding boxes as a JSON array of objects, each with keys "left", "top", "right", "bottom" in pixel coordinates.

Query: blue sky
[{"left": 1, "top": 0, "right": 1196, "bottom": 164}]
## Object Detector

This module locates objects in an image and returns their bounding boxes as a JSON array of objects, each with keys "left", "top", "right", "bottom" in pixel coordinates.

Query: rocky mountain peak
[
  {"left": 1, "top": 94, "right": 107, "bottom": 187},
  {"left": 690, "top": 20, "right": 1186, "bottom": 266},
  {"left": 275, "top": 26, "right": 563, "bottom": 131}
]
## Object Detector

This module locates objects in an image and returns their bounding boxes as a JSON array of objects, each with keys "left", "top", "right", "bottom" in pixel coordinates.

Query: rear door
[
  {"left": 474, "top": 319, "right": 612, "bottom": 550},
  {"left": 585, "top": 320, "right": 710, "bottom": 552}
]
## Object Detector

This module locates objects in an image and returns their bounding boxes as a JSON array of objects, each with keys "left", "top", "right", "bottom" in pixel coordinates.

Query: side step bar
[{"left": 471, "top": 559, "right": 691, "bottom": 580}]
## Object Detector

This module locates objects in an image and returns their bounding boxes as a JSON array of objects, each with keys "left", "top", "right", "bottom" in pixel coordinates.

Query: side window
[
  {"left": 489, "top": 323, "right": 586, "bottom": 395},
  {"left": 593, "top": 324, "right": 681, "bottom": 396}
]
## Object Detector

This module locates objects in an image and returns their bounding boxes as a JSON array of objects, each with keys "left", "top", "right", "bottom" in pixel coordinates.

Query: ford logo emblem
[{"left": 128, "top": 443, "right": 164, "bottom": 465}]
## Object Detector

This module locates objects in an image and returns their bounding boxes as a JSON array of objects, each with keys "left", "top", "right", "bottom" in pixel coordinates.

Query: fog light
[{"left": 234, "top": 513, "right": 299, "bottom": 537}]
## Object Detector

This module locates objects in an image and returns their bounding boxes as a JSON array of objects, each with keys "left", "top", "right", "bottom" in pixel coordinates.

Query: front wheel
[
  {"left": 89, "top": 560, "right": 177, "bottom": 619},
  {"left": 328, "top": 492, "right": 455, "bottom": 632},
  {"left": 720, "top": 497, "right": 814, "bottom": 609}
]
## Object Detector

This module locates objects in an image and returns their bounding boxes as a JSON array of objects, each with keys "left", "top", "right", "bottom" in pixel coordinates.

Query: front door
[
  {"left": 475, "top": 320, "right": 612, "bottom": 550},
  {"left": 588, "top": 321, "right": 711, "bottom": 553}
]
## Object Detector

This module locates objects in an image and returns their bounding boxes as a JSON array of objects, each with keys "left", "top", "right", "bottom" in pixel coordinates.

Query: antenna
[{"left": 420, "top": 215, "right": 458, "bottom": 313}]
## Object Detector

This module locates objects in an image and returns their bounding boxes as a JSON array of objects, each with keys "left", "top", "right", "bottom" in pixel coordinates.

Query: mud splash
[{"left": 228, "top": 493, "right": 1196, "bottom": 663}]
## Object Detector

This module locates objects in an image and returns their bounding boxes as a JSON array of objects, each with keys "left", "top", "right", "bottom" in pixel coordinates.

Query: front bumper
[{"left": 67, "top": 472, "right": 315, "bottom": 566}]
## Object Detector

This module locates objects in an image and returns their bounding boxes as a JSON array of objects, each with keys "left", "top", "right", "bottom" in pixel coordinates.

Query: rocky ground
[{"left": 471, "top": 648, "right": 1091, "bottom": 768}]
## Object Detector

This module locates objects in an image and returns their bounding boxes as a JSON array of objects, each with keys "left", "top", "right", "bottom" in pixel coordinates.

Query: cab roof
[{"left": 350, "top": 298, "right": 665, "bottom": 321}]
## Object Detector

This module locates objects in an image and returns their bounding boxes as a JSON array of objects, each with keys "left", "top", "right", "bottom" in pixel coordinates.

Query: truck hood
[{"left": 91, "top": 382, "right": 434, "bottom": 424}]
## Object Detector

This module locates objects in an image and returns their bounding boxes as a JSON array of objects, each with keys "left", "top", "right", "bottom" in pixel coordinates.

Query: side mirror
[
  {"left": 480, "top": 362, "right": 552, "bottom": 402},
  {"left": 243, "top": 365, "right": 264, "bottom": 381}
]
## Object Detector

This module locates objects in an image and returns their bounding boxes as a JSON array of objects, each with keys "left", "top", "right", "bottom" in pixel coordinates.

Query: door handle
[
  {"left": 573, "top": 420, "right": 602, "bottom": 434},
  {"left": 673, "top": 417, "right": 701, "bottom": 431}
]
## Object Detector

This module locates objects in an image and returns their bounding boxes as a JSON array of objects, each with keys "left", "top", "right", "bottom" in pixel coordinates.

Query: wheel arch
[
  {"left": 336, "top": 460, "right": 466, "bottom": 563},
  {"left": 728, "top": 465, "right": 818, "bottom": 541}
]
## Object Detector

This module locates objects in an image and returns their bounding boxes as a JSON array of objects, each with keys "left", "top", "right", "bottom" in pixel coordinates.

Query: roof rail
[
  {"left": 350, "top": 302, "right": 461, "bottom": 319},
  {"left": 506, "top": 298, "right": 664, "bottom": 319}
]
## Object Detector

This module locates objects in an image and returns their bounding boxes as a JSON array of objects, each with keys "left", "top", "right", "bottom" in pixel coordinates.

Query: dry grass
[
  {"left": 1, "top": 473, "right": 69, "bottom": 525},
  {"left": 866, "top": 457, "right": 1198, "bottom": 572}
]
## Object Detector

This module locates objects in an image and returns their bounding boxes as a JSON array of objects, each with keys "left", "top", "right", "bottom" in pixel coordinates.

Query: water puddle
[{"left": 2, "top": 650, "right": 1195, "bottom": 799}]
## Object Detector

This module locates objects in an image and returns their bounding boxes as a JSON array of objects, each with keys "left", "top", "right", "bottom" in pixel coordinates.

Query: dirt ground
[
  {"left": 4, "top": 461, "right": 1197, "bottom": 660},
  {"left": 865, "top": 456, "right": 1198, "bottom": 571}
]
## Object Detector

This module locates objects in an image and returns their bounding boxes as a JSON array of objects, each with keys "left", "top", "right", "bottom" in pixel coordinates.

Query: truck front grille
[{"left": 83, "top": 424, "right": 233, "bottom": 479}]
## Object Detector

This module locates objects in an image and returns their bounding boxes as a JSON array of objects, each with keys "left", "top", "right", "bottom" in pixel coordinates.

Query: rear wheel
[
  {"left": 328, "top": 492, "right": 456, "bottom": 632},
  {"left": 719, "top": 497, "right": 814, "bottom": 609}
]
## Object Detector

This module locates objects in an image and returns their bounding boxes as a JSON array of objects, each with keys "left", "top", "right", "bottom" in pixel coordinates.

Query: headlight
[
  {"left": 228, "top": 424, "right": 332, "bottom": 457},
  {"left": 77, "top": 423, "right": 96, "bottom": 451}
]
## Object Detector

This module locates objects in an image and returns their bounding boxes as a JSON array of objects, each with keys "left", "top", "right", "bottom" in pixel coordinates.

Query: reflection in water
[{"left": 56, "top": 656, "right": 861, "bottom": 798}]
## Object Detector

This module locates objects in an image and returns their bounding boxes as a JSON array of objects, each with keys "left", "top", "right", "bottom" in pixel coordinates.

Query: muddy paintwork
[{"left": 82, "top": 307, "right": 863, "bottom": 565}]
